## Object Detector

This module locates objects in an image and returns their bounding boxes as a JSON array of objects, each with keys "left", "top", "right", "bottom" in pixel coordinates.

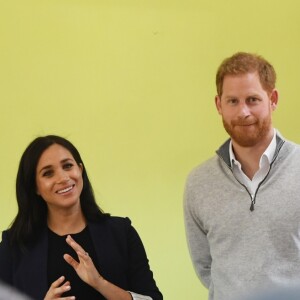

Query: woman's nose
[{"left": 56, "top": 171, "right": 70, "bottom": 183}]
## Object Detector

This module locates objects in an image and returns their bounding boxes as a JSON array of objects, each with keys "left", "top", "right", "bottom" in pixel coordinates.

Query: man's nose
[{"left": 237, "top": 102, "right": 251, "bottom": 117}]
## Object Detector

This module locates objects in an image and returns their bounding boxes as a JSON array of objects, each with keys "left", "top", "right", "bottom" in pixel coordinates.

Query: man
[
  {"left": 244, "top": 287, "right": 300, "bottom": 300},
  {"left": 0, "top": 281, "right": 32, "bottom": 300},
  {"left": 184, "top": 52, "right": 300, "bottom": 300}
]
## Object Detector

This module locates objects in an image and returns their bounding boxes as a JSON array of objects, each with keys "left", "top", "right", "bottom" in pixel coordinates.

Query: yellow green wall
[{"left": 1, "top": 1, "right": 300, "bottom": 299}]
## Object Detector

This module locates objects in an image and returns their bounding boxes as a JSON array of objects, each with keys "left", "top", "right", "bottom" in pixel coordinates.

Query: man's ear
[
  {"left": 215, "top": 95, "right": 222, "bottom": 115},
  {"left": 270, "top": 89, "right": 279, "bottom": 111}
]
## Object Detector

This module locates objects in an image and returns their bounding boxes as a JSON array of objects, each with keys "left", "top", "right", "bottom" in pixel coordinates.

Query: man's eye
[
  {"left": 248, "top": 97, "right": 259, "bottom": 103},
  {"left": 228, "top": 99, "right": 238, "bottom": 105}
]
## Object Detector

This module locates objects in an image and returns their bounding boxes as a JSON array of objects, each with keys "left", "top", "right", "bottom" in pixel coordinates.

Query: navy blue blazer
[{"left": 0, "top": 217, "right": 163, "bottom": 300}]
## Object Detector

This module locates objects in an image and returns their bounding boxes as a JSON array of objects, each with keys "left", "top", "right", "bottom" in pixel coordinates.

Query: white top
[{"left": 130, "top": 292, "right": 152, "bottom": 300}]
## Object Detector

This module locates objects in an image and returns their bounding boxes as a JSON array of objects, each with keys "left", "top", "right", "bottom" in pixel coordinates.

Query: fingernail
[{"left": 65, "top": 285, "right": 71, "bottom": 291}]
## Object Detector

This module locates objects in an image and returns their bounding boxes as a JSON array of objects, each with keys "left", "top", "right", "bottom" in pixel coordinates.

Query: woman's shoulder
[
  {"left": 88, "top": 216, "right": 138, "bottom": 250},
  {"left": 91, "top": 215, "right": 132, "bottom": 230},
  {"left": 0, "top": 229, "right": 10, "bottom": 247},
  {"left": 0, "top": 229, "right": 15, "bottom": 247},
  {"left": 1, "top": 225, "right": 47, "bottom": 253},
  {"left": 1, "top": 229, "right": 9, "bottom": 238}
]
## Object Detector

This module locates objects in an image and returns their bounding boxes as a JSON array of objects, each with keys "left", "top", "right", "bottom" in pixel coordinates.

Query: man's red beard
[{"left": 222, "top": 115, "right": 272, "bottom": 147}]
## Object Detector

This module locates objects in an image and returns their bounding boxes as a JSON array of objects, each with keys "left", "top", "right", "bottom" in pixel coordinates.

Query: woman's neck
[{"left": 47, "top": 207, "right": 87, "bottom": 236}]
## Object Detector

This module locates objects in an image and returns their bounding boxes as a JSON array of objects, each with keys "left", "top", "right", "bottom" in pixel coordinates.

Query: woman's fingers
[
  {"left": 63, "top": 251, "right": 90, "bottom": 272},
  {"left": 44, "top": 276, "right": 75, "bottom": 300},
  {"left": 64, "top": 253, "right": 79, "bottom": 268},
  {"left": 50, "top": 276, "right": 65, "bottom": 288},
  {"left": 66, "top": 235, "right": 84, "bottom": 253},
  {"left": 66, "top": 235, "right": 89, "bottom": 261},
  {"left": 63, "top": 236, "right": 101, "bottom": 287},
  {"left": 77, "top": 250, "right": 90, "bottom": 261}
]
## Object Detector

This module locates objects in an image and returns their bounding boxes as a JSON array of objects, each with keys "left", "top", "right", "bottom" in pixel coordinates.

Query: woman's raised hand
[
  {"left": 63, "top": 235, "right": 102, "bottom": 290},
  {"left": 63, "top": 235, "right": 132, "bottom": 300}
]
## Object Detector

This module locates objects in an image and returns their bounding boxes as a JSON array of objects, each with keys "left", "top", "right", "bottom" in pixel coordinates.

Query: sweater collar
[{"left": 216, "top": 130, "right": 285, "bottom": 168}]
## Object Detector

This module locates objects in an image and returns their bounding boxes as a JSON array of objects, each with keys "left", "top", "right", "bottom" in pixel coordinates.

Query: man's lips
[
  {"left": 232, "top": 121, "right": 257, "bottom": 126},
  {"left": 56, "top": 184, "right": 75, "bottom": 194},
  {"left": 236, "top": 123, "right": 256, "bottom": 126}
]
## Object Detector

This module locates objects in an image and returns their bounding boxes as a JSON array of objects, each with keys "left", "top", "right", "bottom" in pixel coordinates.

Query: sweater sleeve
[
  {"left": 184, "top": 176, "right": 212, "bottom": 289},
  {"left": 0, "top": 281, "right": 33, "bottom": 300}
]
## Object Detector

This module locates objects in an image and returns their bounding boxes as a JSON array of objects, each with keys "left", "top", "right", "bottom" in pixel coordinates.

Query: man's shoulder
[
  {"left": 186, "top": 155, "right": 220, "bottom": 184},
  {"left": 283, "top": 139, "right": 300, "bottom": 149},
  {"left": 279, "top": 139, "right": 300, "bottom": 158}
]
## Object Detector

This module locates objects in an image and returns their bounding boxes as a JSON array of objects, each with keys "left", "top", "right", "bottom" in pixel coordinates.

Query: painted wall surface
[{"left": 1, "top": 1, "right": 300, "bottom": 299}]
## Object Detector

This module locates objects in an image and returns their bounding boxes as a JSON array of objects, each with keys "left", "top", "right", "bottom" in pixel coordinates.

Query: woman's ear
[{"left": 79, "top": 163, "right": 84, "bottom": 173}]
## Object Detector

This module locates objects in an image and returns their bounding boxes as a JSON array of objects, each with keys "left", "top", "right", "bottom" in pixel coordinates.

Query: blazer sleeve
[
  {"left": 0, "top": 231, "right": 13, "bottom": 285},
  {"left": 123, "top": 218, "right": 163, "bottom": 300}
]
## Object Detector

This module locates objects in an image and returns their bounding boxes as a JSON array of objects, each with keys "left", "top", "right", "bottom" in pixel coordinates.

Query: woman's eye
[
  {"left": 63, "top": 163, "right": 73, "bottom": 170},
  {"left": 42, "top": 170, "right": 53, "bottom": 177}
]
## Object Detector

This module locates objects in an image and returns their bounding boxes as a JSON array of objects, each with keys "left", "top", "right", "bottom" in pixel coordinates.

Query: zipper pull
[{"left": 250, "top": 195, "right": 255, "bottom": 211}]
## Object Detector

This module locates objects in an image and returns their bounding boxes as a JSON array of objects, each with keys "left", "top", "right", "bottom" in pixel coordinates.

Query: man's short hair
[{"left": 216, "top": 52, "right": 276, "bottom": 96}]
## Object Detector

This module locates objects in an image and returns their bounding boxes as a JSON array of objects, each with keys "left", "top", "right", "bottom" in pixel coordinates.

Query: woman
[{"left": 0, "top": 135, "right": 163, "bottom": 300}]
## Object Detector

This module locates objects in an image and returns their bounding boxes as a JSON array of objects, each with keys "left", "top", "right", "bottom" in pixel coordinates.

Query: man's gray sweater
[{"left": 184, "top": 134, "right": 300, "bottom": 300}]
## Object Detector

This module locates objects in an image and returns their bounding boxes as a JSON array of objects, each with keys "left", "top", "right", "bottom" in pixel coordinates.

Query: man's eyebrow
[{"left": 223, "top": 94, "right": 237, "bottom": 98}]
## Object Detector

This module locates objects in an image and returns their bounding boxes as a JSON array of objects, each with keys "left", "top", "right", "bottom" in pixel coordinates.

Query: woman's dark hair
[{"left": 9, "top": 135, "right": 108, "bottom": 248}]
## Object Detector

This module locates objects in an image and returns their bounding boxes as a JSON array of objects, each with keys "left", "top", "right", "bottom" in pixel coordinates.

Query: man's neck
[{"left": 232, "top": 130, "right": 274, "bottom": 179}]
